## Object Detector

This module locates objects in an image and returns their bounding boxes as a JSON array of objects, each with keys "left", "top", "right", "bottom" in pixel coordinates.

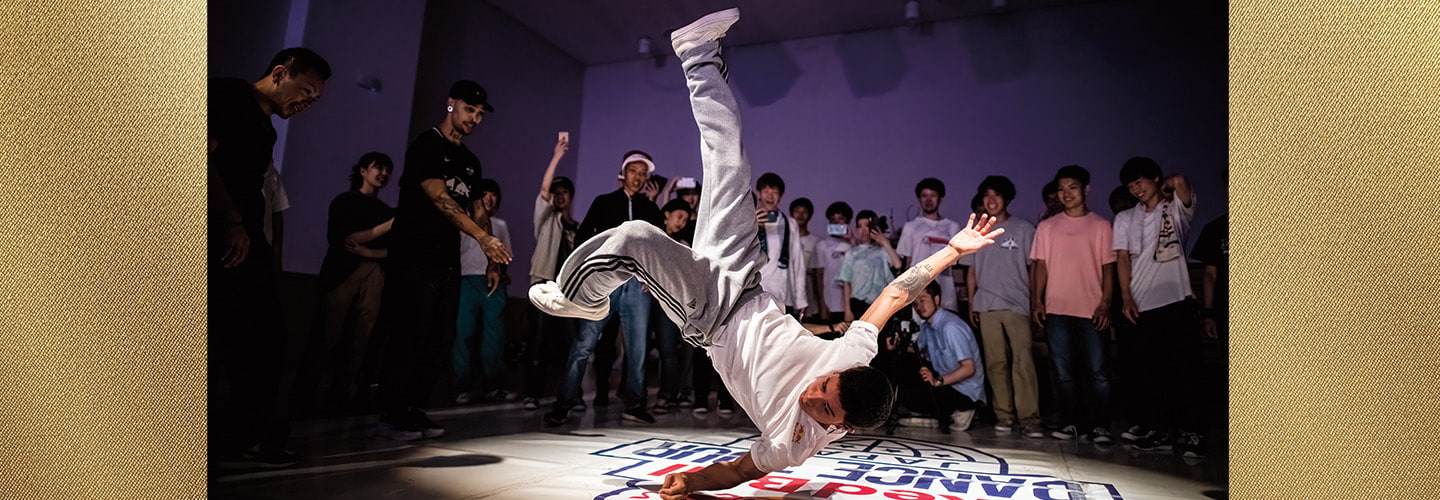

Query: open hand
[
  {"left": 948, "top": 214, "right": 1004, "bottom": 255},
  {"left": 479, "top": 234, "right": 512, "bottom": 264}
]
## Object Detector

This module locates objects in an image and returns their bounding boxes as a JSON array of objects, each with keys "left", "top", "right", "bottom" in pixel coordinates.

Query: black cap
[{"left": 448, "top": 80, "right": 494, "bottom": 112}]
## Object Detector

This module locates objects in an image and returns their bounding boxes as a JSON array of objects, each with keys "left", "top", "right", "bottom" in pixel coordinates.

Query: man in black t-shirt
[
  {"left": 373, "top": 80, "right": 512, "bottom": 441},
  {"left": 208, "top": 47, "right": 330, "bottom": 470}
]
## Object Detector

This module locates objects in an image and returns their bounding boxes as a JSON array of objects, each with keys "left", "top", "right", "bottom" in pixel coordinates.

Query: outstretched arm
[
  {"left": 659, "top": 453, "right": 766, "bottom": 500},
  {"left": 538, "top": 135, "right": 569, "bottom": 201},
  {"left": 859, "top": 215, "right": 1002, "bottom": 327}
]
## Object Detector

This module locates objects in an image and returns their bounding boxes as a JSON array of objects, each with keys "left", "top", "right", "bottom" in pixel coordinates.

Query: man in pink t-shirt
[{"left": 1029, "top": 165, "right": 1116, "bottom": 444}]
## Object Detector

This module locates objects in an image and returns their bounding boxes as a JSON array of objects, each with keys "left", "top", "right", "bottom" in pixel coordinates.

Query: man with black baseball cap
[{"left": 373, "top": 80, "right": 510, "bottom": 441}]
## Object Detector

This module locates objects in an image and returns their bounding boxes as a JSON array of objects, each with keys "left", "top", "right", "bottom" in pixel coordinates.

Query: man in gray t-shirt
[{"left": 958, "top": 176, "right": 1042, "bottom": 437}]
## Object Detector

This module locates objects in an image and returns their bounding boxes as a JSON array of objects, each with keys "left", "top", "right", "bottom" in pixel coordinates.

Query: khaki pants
[{"left": 978, "top": 309, "right": 1041, "bottom": 426}]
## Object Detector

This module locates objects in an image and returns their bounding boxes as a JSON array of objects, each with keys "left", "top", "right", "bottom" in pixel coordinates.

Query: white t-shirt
[
  {"left": 459, "top": 217, "right": 512, "bottom": 277},
  {"left": 1113, "top": 196, "right": 1196, "bottom": 311},
  {"left": 261, "top": 161, "right": 290, "bottom": 245},
  {"left": 707, "top": 293, "right": 879, "bottom": 473},
  {"left": 810, "top": 237, "right": 853, "bottom": 313},
  {"left": 758, "top": 214, "right": 809, "bottom": 311},
  {"left": 798, "top": 233, "right": 819, "bottom": 314},
  {"left": 896, "top": 216, "right": 963, "bottom": 311}
]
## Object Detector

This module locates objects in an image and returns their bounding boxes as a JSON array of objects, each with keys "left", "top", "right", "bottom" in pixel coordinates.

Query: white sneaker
[
  {"left": 529, "top": 281, "right": 609, "bottom": 320},
  {"left": 897, "top": 417, "right": 936, "bottom": 428},
  {"left": 670, "top": 8, "right": 740, "bottom": 57},
  {"left": 950, "top": 409, "right": 975, "bottom": 432}
]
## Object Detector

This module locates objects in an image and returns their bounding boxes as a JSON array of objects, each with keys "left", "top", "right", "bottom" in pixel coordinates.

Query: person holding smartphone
[{"left": 754, "top": 173, "right": 809, "bottom": 317}]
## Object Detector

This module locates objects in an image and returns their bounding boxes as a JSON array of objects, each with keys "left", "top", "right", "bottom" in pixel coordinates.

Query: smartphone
[
  {"left": 759, "top": 210, "right": 779, "bottom": 224},
  {"left": 826, "top": 223, "right": 848, "bottom": 236},
  {"left": 558, "top": 131, "right": 569, "bottom": 142},
  {"left": 676, "top": 176, "right": 697, "bottom": 189}
]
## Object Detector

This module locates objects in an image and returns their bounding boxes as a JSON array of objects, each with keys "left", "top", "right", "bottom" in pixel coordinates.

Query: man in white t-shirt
[
  {"left": 896, "top": 177, "right": 965, "bottom": 312},
  {"left": 1113, "top": 156, "right": 1206, "bottom": 458},
  {"left": 810, "top": 202, "right": 854, "bottom": 323},
  {"left": 755, "top": 172, "right": 808, "bottom": 316},
  {"left": 527, "top": 10, "right": 1004, "bottom": 499},
  {"left": 790, "top": 197, "right": 820, "bottom": 318}
]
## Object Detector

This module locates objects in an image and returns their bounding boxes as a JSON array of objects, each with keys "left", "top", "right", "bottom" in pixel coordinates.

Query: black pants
[
  {"left": 1131, "top": 299, "right": 1204, "bottom": 432},
  {"left": 692, "top": 349, "right": 734, "bottom": 409},
  {"left": 523, "top": 308, "right": 576, "bottom": 399},
  {"left": 873, "top": 346, "right": 977, "bottom": 422},
  {"left": 208, "top": 231, "right": 288, "bottom": 455},
  {"left": 375, "top": 261, "right": 460, "bottom": 415}
]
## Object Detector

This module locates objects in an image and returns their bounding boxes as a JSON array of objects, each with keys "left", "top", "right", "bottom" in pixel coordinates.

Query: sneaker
[
  {"left": 717, "top": 400, "right": 734, "bottom": 417},
  {"left": 1177, "top": 431, "right": 1208, "bottom": 458},
  {"left": 409, "top": 408, "right": 445, "bottom": 438},
  {"left": 622, "top": 408, "right": 657, "bottom": 424},
  {"left": 949, "top": 409, "right": 975, "bottom": 432},
  {"left": 571, "top": 401, "right": 587, "bottom": 412},
  {"left": 522, "top": 397, "right": 540, "bottom": 410},
  {"left": 529, "top": 281, "right": 609, "bottom": 320},
  {"left": 455, "top": 392, "right": 472, "bottom": 405},
  {"left": 378, "top": 414, "right": 423, "bottom": 442},
  {"left": 897, "top": 417, "right": 936, "bottom": 428},
  {"left": 653, "top": 398, "right": 673, "bottom": 414},
  {"left": 692, "top": 406, "right": 710, "bottom": 416},
  {"left": 1022, "top": 425, "right": 1046, "bottom": 439},
  {"left": 1051, "top": 424, "right": 1078, "bottom": 440},
  {"left": 542, "top": 409, "right": 568, "bottom": 427},
  {"left": 1121, "top": 425, "right": 1145, "bottom": 441},
  {"left": 1131, "top": 430, "right": 1173, "bottom": 451},
  {"left": 670, "top": 8, "right": 740, "bottom": 57},
  {"left": 994, "top": 421, "right": 1015, "bottom": 433},
  {"left": 240, "top": 444, "right": 299, "bottom": 468},
  {"left": 675, "top": 394, "right": 693, "bottom": 408},
  {"left": 1088, "top": 426, "right": 1113, "bottom": 444},
  {"left": 484, "top": 389, "right": 516, "bottom": 402}
]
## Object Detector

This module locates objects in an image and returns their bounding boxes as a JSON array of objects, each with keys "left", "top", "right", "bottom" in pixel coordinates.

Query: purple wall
[
  {"left": 208, "top": 0, "right": 293, "bottom": 80},
  {"left": 572, "top": 1, "right": 1227, "bottom": 243},
  {"left": 228, "top": 0, "right": 585, "bottom": 294},
  {"left": 406, "top": 0, "right": 586, "bottom": 292}
]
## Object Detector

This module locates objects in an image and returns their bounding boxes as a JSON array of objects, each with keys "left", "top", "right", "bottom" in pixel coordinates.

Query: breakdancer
[{"left": 528, "top": 8, "right": 1004, "bottom": 499}]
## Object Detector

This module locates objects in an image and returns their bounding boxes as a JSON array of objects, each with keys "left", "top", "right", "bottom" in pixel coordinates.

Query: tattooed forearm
[{"left": 892, "top": 264, "right": 935, "bottom": 304}]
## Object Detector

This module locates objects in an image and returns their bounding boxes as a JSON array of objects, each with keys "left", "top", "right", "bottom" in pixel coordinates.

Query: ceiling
[{"left": 484, "top": 0, "right": 1113, "bottom": 66}]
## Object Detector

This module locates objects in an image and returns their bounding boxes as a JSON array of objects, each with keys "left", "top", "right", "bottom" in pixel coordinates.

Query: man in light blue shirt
[{"left": 891, "top": 280, "right": 986, "bottom": 432}]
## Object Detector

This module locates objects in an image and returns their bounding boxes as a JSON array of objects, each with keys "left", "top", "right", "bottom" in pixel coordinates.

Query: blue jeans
[
  {"left": 555, "top": 278, "right": 650, "bottom": 412},
  {"left": 1045, "top": 314, "right": 1110, "bottom": 429},
  {"left": 652, "top": 297, "right": 681, "bottom": 401},
  {"left": 454, "top": 275, "right": 506, "bottom": 392}
]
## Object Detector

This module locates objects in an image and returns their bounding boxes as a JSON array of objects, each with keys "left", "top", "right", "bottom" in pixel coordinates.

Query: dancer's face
[{"left": 800, "top": 372, "right": 848, "bottom": 428}]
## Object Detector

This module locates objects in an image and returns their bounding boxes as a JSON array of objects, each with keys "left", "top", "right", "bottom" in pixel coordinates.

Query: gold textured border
[
  {"left": 0, "top": 1, "right": 207, "bottom": 498},
  {"left": 1, "top": 0, "right": 1438, "bottom": 497},
  {"left": 1229, "top": 1, "right": 1440, "bottom": 497}
]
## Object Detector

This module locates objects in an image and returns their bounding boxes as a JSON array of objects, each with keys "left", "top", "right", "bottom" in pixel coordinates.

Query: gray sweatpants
[{"left": 556, "top": 40, "right": 761, "bottom": 347}]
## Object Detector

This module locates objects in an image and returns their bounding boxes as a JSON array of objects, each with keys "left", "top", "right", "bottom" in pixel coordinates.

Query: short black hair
[
  {"left": 1108, "top": 185, "right": 1138, "bottom": 214},
  {"left": 790, "top": 197, "right": 814, "bottom": 214},
  {"left": 977, "top": 175, "right": 1016, "bottom": 203},
  {"left": 855, "top": 209, "right": 878, "bottom": 224},
  {"left": 1042, "top": 179, "right": 1059, "bottom": 198},
  {"left": 922, "top": 280, "right": 942, "bottom": 299},
  {"left": 662, "top": 198, "right": 692, "bottom": 215},
  {"left": 263, "top": 47, "right": 331, "bottom": 80},
  {"left": 550, "top": 176, "right": 574, "bottom": 195},
  {"left": 1054, "top": 165, "right": 1091, "bottom": 187},
  {"left": 349, "top": 152, "right": 393, "bottom": 190},
  {"left": 478, "top": 178, "right": 501, "bottom": 197},
  {"left": 1119, "top": 156, "right": 1162, "bottom": 185},
  {"left": 825, "top": 201, "right": 853, "bottom": 222},
  {"left": 915, "top": 177, "right": 946, "bottom": 198},
  {"left": 970, "top": 192, "right": 985, "bottom": 215},
  {"left": 756, "top": 172, "right": 785, "bottom": 194},
  {"left": 838, "top": 366, "right": 896, "bottom": 430}
]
